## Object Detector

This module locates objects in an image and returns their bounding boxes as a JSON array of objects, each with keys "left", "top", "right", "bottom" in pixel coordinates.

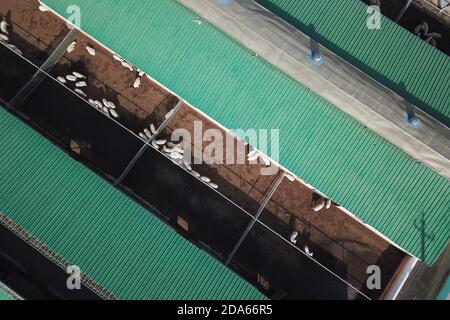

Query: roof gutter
[{"left": 380, "top": 255, "right": 419, "bottom": 300}]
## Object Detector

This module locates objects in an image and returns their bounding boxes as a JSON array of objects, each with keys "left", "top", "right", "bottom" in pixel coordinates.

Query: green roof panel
[
  {"left": 0, "top": 289, "right": 14, "bottom": 301},
  {"left": 255, "top": 0, "right": 450, "bottom": 126}
]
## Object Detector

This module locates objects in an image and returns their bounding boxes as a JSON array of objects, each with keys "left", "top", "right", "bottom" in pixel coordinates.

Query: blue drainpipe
[
  {"left": 405, "top": 109, "right": 421, "bottom": 128},
  {"left": 308, "top": 38, "right": 324, "bottom": 65}
]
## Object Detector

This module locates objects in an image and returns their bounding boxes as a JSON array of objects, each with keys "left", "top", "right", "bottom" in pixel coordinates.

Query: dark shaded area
[
  {"left": 16, "top": 72, "right": 145, "bottom": 181},
  {"left": 362, "top": 0, "right": 406, "bottom": 20},
  {"left": 260, "top": 207, "right": 347, "bottom": 277},
  {"left": 0, "top": 224, "right": 100, "bottom": 300},
  {"left": 0, "top": 44, "right": 36, "bottom": 102},
  {"left": 399, "top": 3, "right": 450, "bottom": 53},
  {"left": 229, "top": 222, "right": 354, "bottom": 300},
  {"left": 259, "top": 201, "right": 407, "bottom": 300},
  {"left": 255, "top": 0, "right": 450, "bottom": 127},
  {"left": 158, "top": 124, "right": 276, "bottom": 216},
  {"left": 359, "top": 245, "right": 406, "bottom": 298},
  {"left": 121, "top": 148, "right": 358, "bottom": 299},
  {"left": 259, "top": 208, "right": 366, "bottom": 297},
  {"left": 122, "top": 147, "right": 254, "bottom": 260}
]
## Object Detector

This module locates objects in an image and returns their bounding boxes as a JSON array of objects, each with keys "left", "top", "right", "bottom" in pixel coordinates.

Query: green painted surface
[
  {"left": 41, "top": 0, "right": 450, "bottom": 264},
  {"left": 0, "top": 107, "right": 264, "bottom": 300},
  {"left": 0, "top": 282, "right": 19, "bottom": 300},
  {"left": 256, "top": 0, "right": 450, "bottom": 126},
  {"left": 437, "top": 276, "right": 450, "bottom": 300},
  {"left": 0, "top": 289, "right": 14, "bottom": 301}
]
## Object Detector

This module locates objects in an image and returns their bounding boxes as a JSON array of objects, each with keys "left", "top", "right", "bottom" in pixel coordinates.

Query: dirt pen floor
[
  {"left": 158, "top": 103, "right": 281, "bottom": 216},
  {"left": 52, "top": 34, "right": 180, "bottom": 133},
  {"left": 0, "top": 0, "right": 69, "bottom": 66},
  {"left": 260, "top": 178, "right": 406, "bottom": 297},
  {"left": 0, "top": 0, "right": 408, "bottom": 299}
]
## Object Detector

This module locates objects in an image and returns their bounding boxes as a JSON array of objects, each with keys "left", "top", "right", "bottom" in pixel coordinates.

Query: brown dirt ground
[
  {"left": 1, "top": 0, "right": 69, "bottom": 65},
  {"left": 2, "top": 0, "right": 179, "bottom": 134},
  {"left": 266, "top": 177, "right": 406, "bottom": 290},
  {"left": 53, "top": 33, "right": 180, "bottom": 133}
]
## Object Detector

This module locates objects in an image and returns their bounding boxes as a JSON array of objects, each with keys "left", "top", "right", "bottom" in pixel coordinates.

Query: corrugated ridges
[
  {"left": 0, "top": 282, "right": 18, "bottom": 300},
  {"left": 0, "top": 289, "right": 14, "bottom": 300},
  {"left": 255, "top": 0, "right": 450, "bottom": 126},
  {"left": 42, "top": 0, "right": 450, "bottom": 264},
  {"left": 0, "top": 107, "right": 264, "bottom": 300}
]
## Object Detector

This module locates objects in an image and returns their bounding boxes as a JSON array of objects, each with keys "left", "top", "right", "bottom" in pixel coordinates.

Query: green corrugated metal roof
[
  {"left": 0, "top": 289, "right": 14, "bottom": 300},
  {"left": 255, "top": 0, "right": 450, "bottom": 126},
  {"left": 0, "top": 107, "right": 264, "bottom": 300},
  {"left": 41, "top": 0, "right": 450, "bottom": 264},
  {"left": 0, "top": 281, "right": 20, "bottom": 300}
]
